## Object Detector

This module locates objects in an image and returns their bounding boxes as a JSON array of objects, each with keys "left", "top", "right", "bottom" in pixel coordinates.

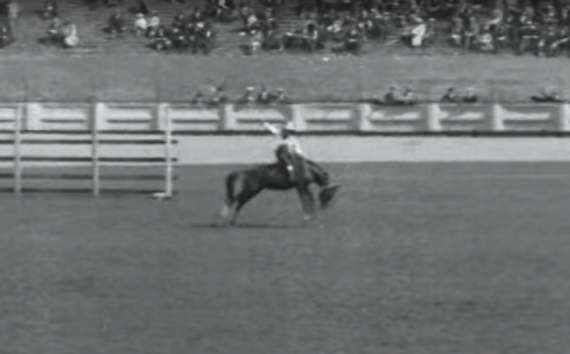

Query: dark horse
[{"left": 219, "top": 151, "right": 340, "bottom": 225}]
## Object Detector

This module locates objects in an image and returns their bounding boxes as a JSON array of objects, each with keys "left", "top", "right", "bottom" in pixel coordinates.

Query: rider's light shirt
[{"left": 263, "top": 122, "right": 303, "bottom": 155}]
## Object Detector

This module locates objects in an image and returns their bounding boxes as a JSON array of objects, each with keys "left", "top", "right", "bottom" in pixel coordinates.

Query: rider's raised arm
[{"left": 262, "top": 122, "right": 281, "bottom": 136}]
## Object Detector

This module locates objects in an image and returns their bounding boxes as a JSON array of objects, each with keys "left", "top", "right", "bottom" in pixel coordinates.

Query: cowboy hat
[{"left": 284, "top": 121, "right": 296, "bottom": 132}]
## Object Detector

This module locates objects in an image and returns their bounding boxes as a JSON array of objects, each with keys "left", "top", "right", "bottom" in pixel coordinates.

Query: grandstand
[
  {"left": 3, "top": 0, "right": 308, "bottom": 55},
  {"left": 3, "top": 0, "right": 460, "bottom": 56}
]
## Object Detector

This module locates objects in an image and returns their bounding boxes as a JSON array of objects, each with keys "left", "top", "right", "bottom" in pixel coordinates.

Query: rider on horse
[{"left": 262, "top": 120, "right": 307, "bottom": 182}]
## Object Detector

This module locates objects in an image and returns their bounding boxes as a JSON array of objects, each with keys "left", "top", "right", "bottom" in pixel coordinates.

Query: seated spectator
[
  {"left": 8, "top": 0, "right": 18, "bottom": 20},
  {"left": 463, "top": 16, "right": 480, "bottom": 49},
  {"left": 440, "top": 87, "right": 459, "bottom": 103},
  {"left": 407, "top": 15, "right": 426, "bottom": 48},
  {"left": 257, "top": 85, "right": 272, "bottom": 104},
  {"left": 449, "top": 16, "right": 463, "bottom": 47},
  {"left": 343, "top": 27, "right": 362, "bottom": 54},
  {"left": 134, "top": 13, "right": 147, "bottom": 36},
  {"left": 530, "top": 87, "right": 563, "bottom": 103},
  {"left": 461, "top": 88, "right": 478, "bottom": 103},
  {"left": 0, "top": 25, "right": 14, "bottom": 48},
  {"left": 262, "top": 23, "right": 283, "bottom": 51},
  {"left": 136, "top": 0, "right": 150, "bottom": 15},
  {"left": 172, "top": 11, "right": 186, "bottom": 30},
  {"left": 238, "top": 86, "right": 256, "bottom": 104},
  {"left": 151, "top": 26, "right": 171, "bottom": 51},
  {"left": 305, "top": 22, "right": 323, "bottom": 52},
  {"left": 45, "top": 16, "right": 62, "bottom": 46},
  {"left": 242, "top": 27, "right": 262, "bottom": 55},
  {"left": 42, "top": 0, "right": 58, "bottom": 20},
  {"left": 209, "top": 85, "right": 227, "bottom": 105},
  {"left": 477, "top": 25, "right": 494, "bottom": 52},
  {"left": 108, "top": 9, "right": 126, "bottom": 37},
  {"left": 271, "top": 88, "right": 290, "bottom": 104},
  {"left": 383, "top": 85, "right": 401, "bottom": 104},
  {"left": 146, "top": 11, "right": 160, "bottom": 38},
  {"left": 62, "top": 19, "right": 79, "bottom": 48},
  {"left": 400, "top": 87, "right": 417, "bottom": 105},
  {"left": 192, "top": 91, "right": 206, "bottom": 105}
]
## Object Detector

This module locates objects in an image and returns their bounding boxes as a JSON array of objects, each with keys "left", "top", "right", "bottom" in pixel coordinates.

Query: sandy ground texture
[{"left": 0, "top": 162, "right": 569, "bottom": 354}]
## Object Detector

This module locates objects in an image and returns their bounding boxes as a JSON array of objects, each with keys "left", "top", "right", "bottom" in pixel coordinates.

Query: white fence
[{"left": 0, "top": 101, "right": 569, "bottom": 133}]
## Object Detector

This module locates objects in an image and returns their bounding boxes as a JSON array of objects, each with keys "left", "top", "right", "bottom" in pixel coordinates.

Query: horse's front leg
[{"left": 297, "top": 186, "right": 316, "bottom": 221}]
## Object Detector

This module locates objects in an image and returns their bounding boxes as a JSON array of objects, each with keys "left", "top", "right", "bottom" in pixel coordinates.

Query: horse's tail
[
  {"left": 225, "top": 171, "right": 239, "bottom": 206},
  {"left": 220, "top": 171, "right": 239, "bottom": 222}
]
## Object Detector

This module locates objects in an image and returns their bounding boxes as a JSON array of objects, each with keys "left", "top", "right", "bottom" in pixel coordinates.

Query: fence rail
[
  {"left": 1, "top": 102, "right": 569, "bottom": 134},
  {"left": 0, "top": 108, "right": 176, "bottom": 196}
]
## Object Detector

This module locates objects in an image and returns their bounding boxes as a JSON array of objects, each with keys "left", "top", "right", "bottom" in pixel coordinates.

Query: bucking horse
[{"left": 219, "top": 147, "right": 340, "bottom": 226}]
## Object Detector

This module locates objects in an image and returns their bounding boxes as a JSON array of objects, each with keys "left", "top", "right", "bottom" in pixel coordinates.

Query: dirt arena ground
[{"left": 1, "top": 162, "right": 569, "bottom": 354}]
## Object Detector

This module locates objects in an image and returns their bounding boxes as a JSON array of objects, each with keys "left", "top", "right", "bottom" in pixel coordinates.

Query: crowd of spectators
[
  {"left": 1, "top": 0, "right": 570, "bottom": 57},
  {"left": 1, "top": 0, "right": 570, "bottom": 104}
]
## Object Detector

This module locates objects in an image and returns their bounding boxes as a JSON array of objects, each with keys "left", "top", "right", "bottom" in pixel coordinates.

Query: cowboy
[{"left": 262, "top": 121, "right": 303, "bottom": 181}]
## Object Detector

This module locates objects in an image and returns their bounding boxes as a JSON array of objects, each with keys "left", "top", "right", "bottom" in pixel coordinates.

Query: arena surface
[{"left": 1, "top": 162, "right": 569, "bottom": 354}]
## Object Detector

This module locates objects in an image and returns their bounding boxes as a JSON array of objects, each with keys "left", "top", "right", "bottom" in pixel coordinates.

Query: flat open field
[
  {"left": 1, "top": 162, "right": 570, "bottom": 354},
  {"left": 1, "top": 53, "right": 569, "bottom": 102}
]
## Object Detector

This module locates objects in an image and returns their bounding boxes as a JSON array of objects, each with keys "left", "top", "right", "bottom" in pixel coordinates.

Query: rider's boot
[{"left": 287, "top": 164, "right": 295, "bottom": 181}]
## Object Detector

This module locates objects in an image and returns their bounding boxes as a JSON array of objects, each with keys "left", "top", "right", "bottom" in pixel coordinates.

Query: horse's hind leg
[
  {"left": 230, "top": 188, "right": 262, "bottom": 225},
  {"left": 219, "top": 200, "right": 235, "bottom": 226},
  {"left": 297, "top": 186, "right": 316, "bottom": 221}
]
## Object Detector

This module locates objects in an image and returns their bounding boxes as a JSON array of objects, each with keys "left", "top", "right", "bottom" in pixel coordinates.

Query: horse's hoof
[{"left": 303, "top": 214, "right": 314, "bottom": 222}]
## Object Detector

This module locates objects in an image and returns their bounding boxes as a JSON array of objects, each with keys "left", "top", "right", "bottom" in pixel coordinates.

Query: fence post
[
  {"left": 559, "top": 103, "right": 570, "bottom": 132},
  {"left": 91, "top": 101, "right": 100, "bottom": 196},
  {"left": 491, "top": 103, "right": 504, "bottom": 132},
  {"left": 164, "top": 107, "right": 173, "bottom": 197},
  {"left": 13, "top": 102, "right": 22, "bottom": 195},
  {"left": 221, "top": 104, "right": 235, "bottom": 131},
  {"left": 357, "top": 103, "right": 372, "bottom": 132},
  {"left": 290, "top": 104, "right": 307, "bottom": 132},
  {"left": 426, "top": 103, "right": 442, "bottom": 132}
]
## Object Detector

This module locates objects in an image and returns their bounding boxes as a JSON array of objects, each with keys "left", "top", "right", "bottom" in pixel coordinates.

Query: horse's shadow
[{"left": 190, "top": 221, "right": 313, "bottom": 230}]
